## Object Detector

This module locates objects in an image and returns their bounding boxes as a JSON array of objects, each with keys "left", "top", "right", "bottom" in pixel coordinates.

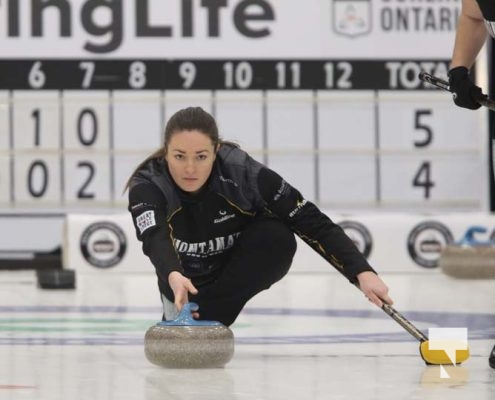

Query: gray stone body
[{"left": 144, "top": 324, "right": 235, "bottom": 368}]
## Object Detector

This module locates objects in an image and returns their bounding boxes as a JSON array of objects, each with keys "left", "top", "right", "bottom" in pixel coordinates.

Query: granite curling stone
[
  {"left": 144, "top": 303, "right": 234, "bottom": 368},
  {"left": 439, "top": 226, "right": 495, "bottom": 279}
]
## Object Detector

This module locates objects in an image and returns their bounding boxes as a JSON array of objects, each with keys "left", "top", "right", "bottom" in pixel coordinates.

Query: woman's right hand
[{"left": 168, "top": 271, "right": 199, "bottom": 316}]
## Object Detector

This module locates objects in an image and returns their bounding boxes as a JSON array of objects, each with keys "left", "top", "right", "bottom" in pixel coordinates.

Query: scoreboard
[
  {"left": 0, "top": 58, "right": 487, "bottom": 210},
  {"left": 0, "top": 0, "right": 490, "bottom": 253}
]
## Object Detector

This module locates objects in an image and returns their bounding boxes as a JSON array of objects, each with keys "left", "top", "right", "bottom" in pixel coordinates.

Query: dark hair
[
  {"left": 124, "top": 107, "right": 220, "bottom": 191},
  {"left": 164, "top": 106, "right": 220, "bottom": 149}
]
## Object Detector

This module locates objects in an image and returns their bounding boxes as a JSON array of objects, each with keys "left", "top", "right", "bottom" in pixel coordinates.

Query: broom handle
[
  {"left": 305, "top": 236, "right": 431, "bottom": 344},
  {"left": 381, "top": 303, "right": 428, "bottom": 342},
  {"left": 350, "top": 279, "right": 429, "bottom": 343}
]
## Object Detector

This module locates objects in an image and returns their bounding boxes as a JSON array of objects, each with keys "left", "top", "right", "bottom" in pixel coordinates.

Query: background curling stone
[
  {"left": 144, "top": 303, "right": 234, "bottom": 369},
  {"left": 37, "top": 269, "right": 76, "bottom": 289},
  {"left": 489, "top": 344, "right": 495, "bottom": 369},
  {"left": 439, "top": 226, "right": 495, "bottom": 279}
]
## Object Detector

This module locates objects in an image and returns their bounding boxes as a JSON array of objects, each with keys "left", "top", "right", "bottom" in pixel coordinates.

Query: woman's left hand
[{"left": 356, "top": 271, "right": 393, "bottom": 308}]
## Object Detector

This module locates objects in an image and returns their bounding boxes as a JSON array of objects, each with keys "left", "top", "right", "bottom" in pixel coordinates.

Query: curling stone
[
  {"left": 144, "top": 303, "right": 234, "bottom": 369},
  {"left": 36, "top": 269, "right": 76, "bottom": 289},
  {"left": 439, "top": 226, "right": 495, "bottom": 279}
]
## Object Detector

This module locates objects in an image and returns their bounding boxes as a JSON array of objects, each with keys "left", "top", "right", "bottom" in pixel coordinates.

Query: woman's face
[{"left": 165, "top": 130, "right": 217, "bottom": 193}]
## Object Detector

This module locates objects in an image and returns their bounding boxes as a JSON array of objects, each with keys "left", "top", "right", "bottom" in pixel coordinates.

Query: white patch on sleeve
[{"left": 136, "top": 210, "right": 156, "bottom": 234}]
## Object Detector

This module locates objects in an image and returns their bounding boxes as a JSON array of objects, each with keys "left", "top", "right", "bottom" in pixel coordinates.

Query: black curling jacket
[
  {"left": 476, "top": 0, "right": 495, "bottom": 37},
  {"left": 128, "top": 143, "right": 375, "bottom": 293}
]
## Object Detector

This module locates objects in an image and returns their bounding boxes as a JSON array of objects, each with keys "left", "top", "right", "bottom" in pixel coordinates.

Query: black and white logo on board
[
  {"left": 338, "top": 220, "right": 372, "bottom": 258},
  {"left": 407, "top": 221, "right": 453, "bottom": 268},
  {"left": 80, "top": 222, "right": 127, "bottom": 268},
  {"left": 332, "top": 0, "right": 372, "bottom": 38}
]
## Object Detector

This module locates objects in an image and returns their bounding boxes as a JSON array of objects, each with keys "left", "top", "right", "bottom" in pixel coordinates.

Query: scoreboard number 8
[{"left": 129, "top": 61, "right": 147, "bottom": 89}]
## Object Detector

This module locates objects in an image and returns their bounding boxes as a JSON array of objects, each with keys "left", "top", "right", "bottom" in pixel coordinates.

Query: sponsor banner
[
  {"left": 64, "top": 212, "right": 495, "bottom": 273},
  {"left": 0, "top": 0, "right": 459, "bottom": 58}
]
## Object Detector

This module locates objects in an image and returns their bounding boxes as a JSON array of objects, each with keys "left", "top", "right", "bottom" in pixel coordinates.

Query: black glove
[{"left": 448, "top": 66, "right": 483, "bottom": 110}]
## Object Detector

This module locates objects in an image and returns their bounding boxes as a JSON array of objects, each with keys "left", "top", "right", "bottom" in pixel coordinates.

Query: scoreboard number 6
[{"left": 28, "top": 61, "right": 46, "bottom": 89}]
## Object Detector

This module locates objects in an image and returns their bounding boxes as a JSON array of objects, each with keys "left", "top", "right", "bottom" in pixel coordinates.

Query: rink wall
[{"left": 64, "top": 212, "right": 495, "bottom": 275}]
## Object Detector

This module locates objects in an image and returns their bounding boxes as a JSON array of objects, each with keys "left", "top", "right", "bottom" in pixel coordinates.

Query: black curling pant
[{"left": 178, "top": 217, "right": 296, "bottom": 326}]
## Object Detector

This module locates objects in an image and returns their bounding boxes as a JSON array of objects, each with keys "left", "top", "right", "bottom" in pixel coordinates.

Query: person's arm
[
  {"left": 451, "top": 0, "right": 487, "bottom": 69},
  {"left": 448, "top": 0, "right": 487, "bottom": 109},
  {"left": 256, "top": 167, "right": 392, "bottom": 306},
  {"left": 128, "top": 182, "right": 198, "bottom": 312},
  {"left": 128, "top": 182, "right": 182, "bottom": 280}
]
